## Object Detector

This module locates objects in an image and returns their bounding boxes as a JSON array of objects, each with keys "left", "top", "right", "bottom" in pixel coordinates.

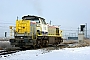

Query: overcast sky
[{"left": 0, "top": 0, "right": 90, "bottom": 37}]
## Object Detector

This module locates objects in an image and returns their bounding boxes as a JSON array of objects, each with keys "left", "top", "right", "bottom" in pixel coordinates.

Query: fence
[
  {"left": 62, "top": 29, "right": 90, "bottom": 40},
  {"left": 0, "top": 25, "right": 90, "bottom": 40}
]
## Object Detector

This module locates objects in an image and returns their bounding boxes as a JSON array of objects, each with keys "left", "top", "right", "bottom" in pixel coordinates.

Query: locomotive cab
[{"left": 22, "top": 15, "right": 48, "bottom": 36}]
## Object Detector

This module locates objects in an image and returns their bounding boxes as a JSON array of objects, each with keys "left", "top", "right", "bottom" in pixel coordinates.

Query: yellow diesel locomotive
[{"left": 9, "top": 15, "right": 63, "bottom": 48}]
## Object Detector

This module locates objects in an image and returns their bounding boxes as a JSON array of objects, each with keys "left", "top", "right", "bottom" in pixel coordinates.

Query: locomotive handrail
[
  {"left": 36, "top": 26, "right": 42, "bottom": 36},
  {"left": 31, "top": 26, "right": 33, "bottom": 39},
  {"left": 9, "top": 26, "right": 15, "bottom": 38}
]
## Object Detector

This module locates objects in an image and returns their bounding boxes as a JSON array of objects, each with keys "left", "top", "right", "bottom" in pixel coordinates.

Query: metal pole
[
  {"left": 86, "top": 23, "right": 87, "bottom": 38},
  {"left": 50, "top": 20, "right": 51, "bottom": 25},
  {"left": 78, "top": 27, "right": 79, "bottom": 34},
  {"left": 5, "top": 32, "right": 7, "bottom": 39},
  {"left": 17, "top": 16, "right": 18, "bottom": 20}
]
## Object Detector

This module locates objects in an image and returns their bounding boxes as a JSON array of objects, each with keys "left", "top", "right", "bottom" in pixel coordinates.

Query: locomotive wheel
[{"left": 36, "top": 40, "right": 42, "bottom": 48}]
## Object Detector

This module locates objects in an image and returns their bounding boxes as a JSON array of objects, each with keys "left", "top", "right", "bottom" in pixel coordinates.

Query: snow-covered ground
[{"left": 0, "top": 46, "right": 90, "bottom": 60}]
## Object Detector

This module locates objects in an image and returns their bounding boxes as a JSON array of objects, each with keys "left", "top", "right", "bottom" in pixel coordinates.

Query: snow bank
[{"left": 0, "top": 46, "right": 90, "bottom": 60}]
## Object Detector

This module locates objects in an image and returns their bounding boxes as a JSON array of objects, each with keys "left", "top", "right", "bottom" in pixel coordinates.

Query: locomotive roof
[{"left": 22, "top": 15, "right": 45, "bottom": 20}]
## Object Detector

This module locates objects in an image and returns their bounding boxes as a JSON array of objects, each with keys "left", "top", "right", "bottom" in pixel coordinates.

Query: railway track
[
  {"left": 0, "top": 43, "right": 68, "bottom": 55},
  {"left": 0, "top": 50, "right": 20, "bottom": 55}
]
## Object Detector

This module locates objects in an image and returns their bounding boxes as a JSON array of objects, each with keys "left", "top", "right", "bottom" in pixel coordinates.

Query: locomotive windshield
[
  {"left": 30, "top": 19, "right": 40, "bottom": 23},
  {"left": 41, "top": 19, "right": 46, "bottom": 24}
]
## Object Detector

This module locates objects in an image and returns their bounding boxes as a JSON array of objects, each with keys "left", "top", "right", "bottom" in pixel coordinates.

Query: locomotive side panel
[
  {"left": 48, "top": 37, "right": 55, "bottom": 44},
  {"left": 48, "top": 26, "right": 56, "bottom": 35}
]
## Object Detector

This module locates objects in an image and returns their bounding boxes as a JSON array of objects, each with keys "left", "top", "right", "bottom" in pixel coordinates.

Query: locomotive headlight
[
  {"left": 36, "top": 24, "right": 40, "bottom": 27},
  {"left": 21, "top": 37, "right": 23, "bottom": 39}
]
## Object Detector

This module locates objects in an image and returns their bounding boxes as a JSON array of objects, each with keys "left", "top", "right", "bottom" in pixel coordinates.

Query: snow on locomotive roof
[{"left": 22, "top": 15, "right": 45, "bottom": 20}]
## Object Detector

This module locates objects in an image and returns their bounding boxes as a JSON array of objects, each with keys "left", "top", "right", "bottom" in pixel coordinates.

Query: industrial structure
[
  {"left": 78, "top": 24, "right": 85, "bottom": 43},
  {"left": 9, "top": 15, "right": 63, "bottom": 48}
]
